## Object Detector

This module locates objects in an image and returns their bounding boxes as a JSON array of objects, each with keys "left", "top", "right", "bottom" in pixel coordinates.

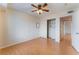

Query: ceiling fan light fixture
[
  {"left": 36, "top": 9, "right": 43, "bottom": 14},
  {"left": 31, "top": 3, "right": 49, "bottom": 15}
]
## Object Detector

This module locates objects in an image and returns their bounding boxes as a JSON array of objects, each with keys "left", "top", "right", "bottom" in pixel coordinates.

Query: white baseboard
[
  {"left": 0, "top": 38, "right": 37, "bottom": 49},
  {"left": 0, "top": 37, "right": 59, "bottom": 49},
  {"left": 72, "top": 45, "right": 79, "bottom": 53}
]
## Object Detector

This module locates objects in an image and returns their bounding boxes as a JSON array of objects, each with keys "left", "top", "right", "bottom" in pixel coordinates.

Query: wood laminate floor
[{"left": 0, "top": 36, "right": 79, "bottom": 55}]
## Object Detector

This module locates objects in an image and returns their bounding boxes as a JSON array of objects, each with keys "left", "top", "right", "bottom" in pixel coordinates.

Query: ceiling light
[
  {"left": 31, "top": 3, "right": 49, "bottom": 15},
  {"left": 36, "top": 9, "right": 43, "bottom": 14}
]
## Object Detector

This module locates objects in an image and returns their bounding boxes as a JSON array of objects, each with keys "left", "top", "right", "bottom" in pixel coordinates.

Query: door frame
[{"left": 60, "top": 15, "right": 72, "bottom": 41}]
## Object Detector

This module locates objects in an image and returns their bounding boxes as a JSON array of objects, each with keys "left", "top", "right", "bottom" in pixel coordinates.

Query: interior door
[{"left": 47, "top": 19, "right": 56, "bottom": 40}]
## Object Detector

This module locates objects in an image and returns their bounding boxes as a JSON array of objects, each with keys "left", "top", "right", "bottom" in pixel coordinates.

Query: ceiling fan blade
[
  {"left": 32, "top": 10, "right": 37, "bottom": 12},
  {"left": 42, "top": 9, "right": 49, "bottom": 12},
  {"left": 43, "top": 3, "right": 48, "bottom": 7},
  {"left": 31, "top": 4, "right": 38, "bottom": 8},
  {"left": 38, "top": 4, "right": 42, "bottom": 9}
]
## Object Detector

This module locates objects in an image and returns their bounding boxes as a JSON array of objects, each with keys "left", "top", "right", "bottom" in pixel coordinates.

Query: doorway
[
  {"left": 60, "top": 16, "right": 72, "bottom": 44},
  {"left": 47, "top": 19, "right": 56, "bottom": 40}
]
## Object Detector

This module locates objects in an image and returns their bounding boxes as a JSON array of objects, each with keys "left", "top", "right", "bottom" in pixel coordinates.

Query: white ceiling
[{"left": 8, "top": 3, "right": 79, "bottom": 17}]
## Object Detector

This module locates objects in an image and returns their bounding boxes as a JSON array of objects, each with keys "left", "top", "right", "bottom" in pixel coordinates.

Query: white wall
[
  {"left": 0, "top": 8, "right": 39, "bottom": 48},
  {"left": 72, "top": 9, "right": 79, "bottom": 52}
]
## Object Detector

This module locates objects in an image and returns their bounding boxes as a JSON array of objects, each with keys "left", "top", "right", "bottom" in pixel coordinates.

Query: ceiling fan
[{"left": 31, "top": 3, "right": 49, "bottom": 14}]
